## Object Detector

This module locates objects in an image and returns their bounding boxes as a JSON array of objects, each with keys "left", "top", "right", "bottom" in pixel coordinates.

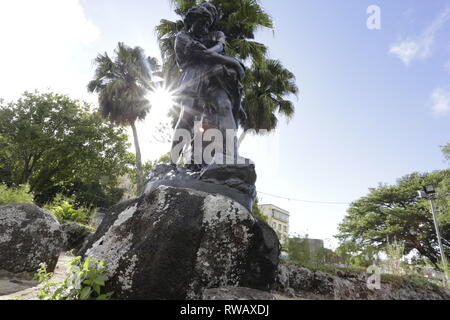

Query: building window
[{"left": 272, "top": 210, "right": 289, "bottom": 222}]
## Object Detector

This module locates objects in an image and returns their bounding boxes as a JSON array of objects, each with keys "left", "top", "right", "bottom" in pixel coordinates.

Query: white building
[{"left": 258, "top": 204, "right": 290, "bottom": 247}]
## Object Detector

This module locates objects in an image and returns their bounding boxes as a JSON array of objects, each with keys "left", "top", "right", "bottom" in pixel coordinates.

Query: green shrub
[
  {"left": 384, "top": 240, "right": 406, "bottom": 275},
  {"left": 35, "top": 256, "right": 113, "bottom": 300},
  {"left": 0, "top": 184, "right": 34, "bottom": 205},
  {"left": 45, "top": 194, "right": 91, "bottom": 224},
  {"left": 252, "top": 199, "right": 268, "bottom": 223}
]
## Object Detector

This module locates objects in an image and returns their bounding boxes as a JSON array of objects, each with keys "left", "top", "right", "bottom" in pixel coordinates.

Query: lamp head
[{"left": 424, "top": 185, "right": 436, "bottom": 195}]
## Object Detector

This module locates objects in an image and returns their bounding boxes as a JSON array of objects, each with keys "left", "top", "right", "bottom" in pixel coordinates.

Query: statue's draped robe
[{"left": 174, "top": 30, "right": 244, "bottom": 129}]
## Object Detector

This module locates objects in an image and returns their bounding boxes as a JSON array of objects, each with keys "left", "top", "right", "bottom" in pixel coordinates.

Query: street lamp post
[{"left": 418, "top": 185, "right": 449, "bottom": 288}]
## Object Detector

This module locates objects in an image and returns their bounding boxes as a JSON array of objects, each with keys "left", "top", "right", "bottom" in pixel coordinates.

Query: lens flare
[{"left": 147, "top": 86, "right": 175, "bottom": 113}]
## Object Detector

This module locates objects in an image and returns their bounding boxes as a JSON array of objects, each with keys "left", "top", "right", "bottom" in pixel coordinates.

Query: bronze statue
[
  {"left": 171, "top": 2, "right": 247, "bottom": 165},
  {"left": 153, "top": 2, "right": 256, "bottom": 210}
]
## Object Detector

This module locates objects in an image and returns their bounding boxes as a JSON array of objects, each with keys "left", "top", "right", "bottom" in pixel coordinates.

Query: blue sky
[{"left": 0, "top": 0, "right": 449, "bottom": 248}]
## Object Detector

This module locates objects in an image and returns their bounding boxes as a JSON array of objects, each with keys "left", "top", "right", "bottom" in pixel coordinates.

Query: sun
[
  {"left": 146, "top": 86, "right": 176, "bottom": 125},
  {"left": 147, "top": 86, "right": 175, "bottom": 113}
]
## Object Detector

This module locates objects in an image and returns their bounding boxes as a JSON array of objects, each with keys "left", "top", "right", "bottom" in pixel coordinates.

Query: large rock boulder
[
  {"left": 80, "top": 185, "right": 280, "bottom": 300},
  {"left": 0, "top": 203, "right": 64, "bottom": 275}
]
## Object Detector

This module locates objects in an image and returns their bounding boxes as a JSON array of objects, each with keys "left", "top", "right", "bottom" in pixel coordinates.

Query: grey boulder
[
  {"left": 61, "top": 222, "right": 92, "bottom": 253},
  {"left": 0, "top": 203, "right": 63, "bottom": 274},
  {"left": 81, "top": 185, "right": 280, "bottom": 300}
]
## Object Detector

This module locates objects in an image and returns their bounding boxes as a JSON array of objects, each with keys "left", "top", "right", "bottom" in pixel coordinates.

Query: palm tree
[
  {"left": 157, "top": 0, "right": 298, "bottom": 138},
  {"left": 88, "top": 42, "right": 158, "bottom": 194},
  {"left": 239, "top": 59, "right": 299, "bottom": 145}
]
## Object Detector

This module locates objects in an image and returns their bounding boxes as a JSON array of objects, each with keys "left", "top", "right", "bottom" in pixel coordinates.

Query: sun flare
[
  {"left": 146, "top": 86, "right": 176, "bottom": 125},
  {"left": 147, "top": 87, "right": 175, "bottom": 111}
]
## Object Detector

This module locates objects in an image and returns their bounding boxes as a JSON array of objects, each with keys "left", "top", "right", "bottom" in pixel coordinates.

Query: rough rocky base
[
  {"left": 144, "top": 164, "right": 257, "bottom": 212},
  {"left": 0, "top": 203, "right": 64, "bottom": 274},
  {"left": 2, "top": 255, "right": 449, "bottom": 300},
  {"left": 202, "top": 287, "right": 276, "bottom": 300},
  {"left": 80, "top": 185, "right": 280, "bottom": 300},
  {"left": 274, "top": 262, "right": 450, "bottom": 300}
]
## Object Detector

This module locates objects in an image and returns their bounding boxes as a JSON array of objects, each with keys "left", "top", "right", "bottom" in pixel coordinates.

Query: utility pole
[
  {"left": 429, "top": 198, "right": 449, "bottom": 288},
  {"left": 418, "top": 185, "right": 449, "bottom": 288}
]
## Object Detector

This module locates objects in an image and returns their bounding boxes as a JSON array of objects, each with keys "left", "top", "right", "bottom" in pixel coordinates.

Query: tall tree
[
  {"left": 336, "top": 170, "right": 450, "bottom": 268},
  {"left": 287, "top": 236, "right": 311, "bottom": 265},
  {"left": 88, "top": 42, "right": 157, "bottom": 193},
  {"left": 156, "top": 0, "right": 297, "bottom": 134},
  {"left": 442, "top": 143, "right": 450, "bottom": 163},
  {"left": 0, "top": 91, "right": 133, "bottom": 207}
]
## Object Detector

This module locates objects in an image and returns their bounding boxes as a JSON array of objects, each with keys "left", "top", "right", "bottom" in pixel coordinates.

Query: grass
[
  {"left": 285, "top": 260, "right": 366, "bottom": 275},
  {"left": 381, "top": 273, "right": 443, "bottom": 291}
]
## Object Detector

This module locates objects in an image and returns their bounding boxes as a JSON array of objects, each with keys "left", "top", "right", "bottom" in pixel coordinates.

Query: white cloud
[
  {"left": 389, "top": 7, "right": 450, "bottom": 65},
  {"left": 0, "top": 0, "right": 100, "bottom": 101},
  {"left": 431, "top": 86, "right": 450, "bottom": 115},
  {"left": 389, "top": 41, "right": 420, "bottom": 65}
]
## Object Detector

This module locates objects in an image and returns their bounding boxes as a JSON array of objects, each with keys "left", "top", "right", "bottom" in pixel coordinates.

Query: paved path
[{"left": 0, "top": 254, "right": 71, "bottom": 300}]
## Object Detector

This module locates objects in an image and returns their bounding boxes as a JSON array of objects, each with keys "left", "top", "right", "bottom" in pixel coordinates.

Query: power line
[{"left": 257, "top": 191, "right": 350, "bottom": 205}]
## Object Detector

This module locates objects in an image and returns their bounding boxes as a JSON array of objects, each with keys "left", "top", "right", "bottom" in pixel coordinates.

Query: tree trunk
[
  {"left": 131, "top": 121, "right": 144, "bottom": 195},
  {"left": 20, "top": 154, "right": 33, "bottom": 185}
]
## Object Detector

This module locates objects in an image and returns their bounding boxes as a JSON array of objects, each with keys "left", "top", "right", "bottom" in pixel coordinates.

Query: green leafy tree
[
  {"left": 128, "top": 152, "right": 171, "bottom": 195},
  {"left": 313, "top": 247, "right": 345, "bottom": 267},
  {"left": 0, "top": 91, "right": 133, "bottom": 207},
  {"left": 287, "top": 235, "right": 311, "bottom": 265},
  {"left": 335, "top": 241, "right": 378, "bottom": 268},
  {"left": 156, "top": 0, "right": 297, "bottom": 134},
  {"left": 442, "top": 143, "right": 450, "bottom": 163},
  {"left": 88, "top": 42, "right": 160, "bottom": 194},
  {"left": 336, "top": 170, "right": 450, "bottom": 268}
]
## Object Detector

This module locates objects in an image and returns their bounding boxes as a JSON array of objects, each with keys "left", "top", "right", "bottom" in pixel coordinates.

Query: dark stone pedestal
[{"left": 143, "top": 163, "right": 257, "bottom": 212}]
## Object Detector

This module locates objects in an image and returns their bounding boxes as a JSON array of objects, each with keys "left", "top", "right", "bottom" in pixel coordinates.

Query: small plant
[
  {"left": 35, "top": 257, "right": 113, "bottom": 300},
  {"left": 0, "top": 184, "right": 34, "bottom": 205},
  {"left": 33, "top": 262, "right": 56, "bottom": 299},
  {"left": 45, "top": 194, "right": 91, "bottom": 224},
  {"left": 252, "top": 199, "right": 268, "bottom": 223},
  {"left": 384, "top": 240, "right": 405, "bottom": 276}
]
